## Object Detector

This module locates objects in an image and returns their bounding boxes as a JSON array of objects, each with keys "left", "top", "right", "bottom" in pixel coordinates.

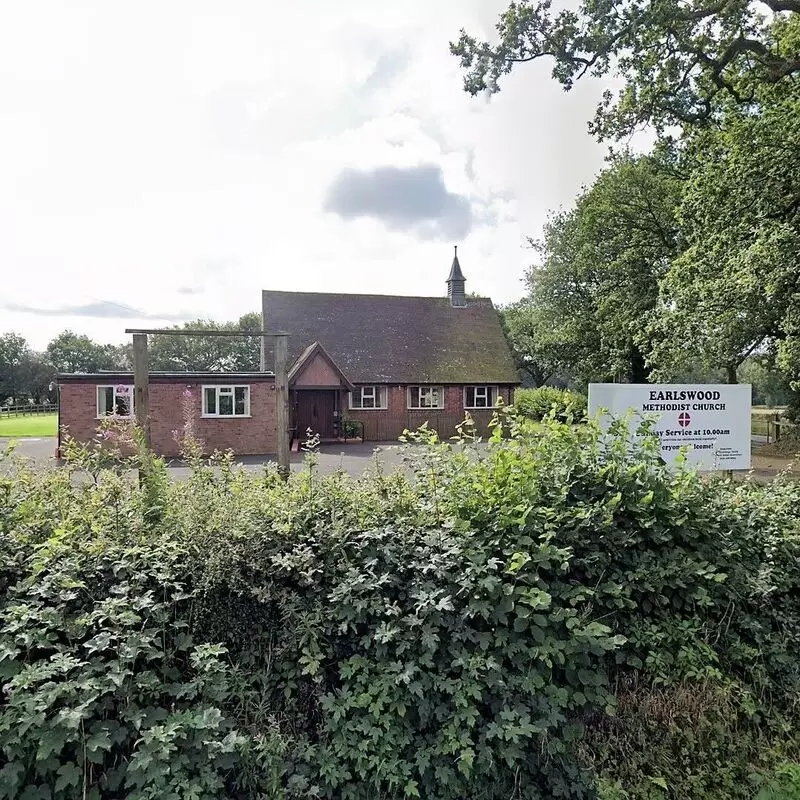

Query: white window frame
[
  {"left": 349, "top": 385, "right": 387, "bottom": 410},
  {"left": 407, "top": 386, "right": 445, "bottom": 410},
  {"left": 463, "top": 386, "right": 498, "bottom": 409},
  {"left": 96, "top": 385, "right": 134, "bottom": 419},
  {"left": 202, "top": 385, "right": 251, "bottom": 418}
]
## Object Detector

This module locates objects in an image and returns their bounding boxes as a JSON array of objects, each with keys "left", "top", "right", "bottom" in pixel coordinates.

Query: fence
[
  {"left": 752, "top": 408, "right": 795, "bottom": 443},
  {"left": 353, "top": 411, "right": 496, "bottom": 443},
  {"left": 0, "top": 404, "right": 56, "bottom": 418}
]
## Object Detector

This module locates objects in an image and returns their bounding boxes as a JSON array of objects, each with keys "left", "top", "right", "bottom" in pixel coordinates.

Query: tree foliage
[
  {"left": 0, "top": 334, "right": 31, "bottom": 405},
  {"left": 147, "top": 312, "right": 261, "bottom": 372},
  {"left": 505, "top": 152, "right": 682, "bottom": 386},
  {"left": 739, "top": 356, "right": 794, "bottom": 406},
  {"left": 484, "top": 11, "right": 798, "bottom": 400},
  {"left": 0, "top": 313, "right": 263, "bottom": 403},
  {"left": 451, "top": 1, "right": 800, "bottom": 138},
  {"left": 646, "top": 79, "right": 800, "bottom": 384},
  {"left": 45, "top": 331, "right": 123, "bottom": 375},
  {"left": 499, "top": 299, "right": 566, "bottom": 386}
]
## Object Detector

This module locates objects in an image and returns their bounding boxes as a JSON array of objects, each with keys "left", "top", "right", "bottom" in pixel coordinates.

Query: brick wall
[
  {"left": 347, "top": 384, "right": 514, "bottom": 442},
  {"left": 59, "top": 379, "right": 277, "bottom": 457}
]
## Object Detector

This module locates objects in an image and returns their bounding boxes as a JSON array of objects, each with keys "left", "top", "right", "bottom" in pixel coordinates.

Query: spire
[
  {"left": 447, "top": 245, "right": 465, "bottom": 282},
  {"left": 446, "top": 245, "right": 467, "bottom": 307}
]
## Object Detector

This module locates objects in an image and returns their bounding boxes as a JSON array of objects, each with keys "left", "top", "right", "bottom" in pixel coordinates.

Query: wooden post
[
  {"left": 274, "top": 333, "right": 290, "bottom": 479},
  {"left": 132, "top": 333, "right": 150, "bottom": 447}
]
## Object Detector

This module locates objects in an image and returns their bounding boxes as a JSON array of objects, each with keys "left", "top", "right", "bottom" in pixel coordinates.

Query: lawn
[
  {"left": 0, "top": 413, "right": 58, "bottom": 438},
  {"left": 751, "top": 406, "right": 787, "bottom": 438}
]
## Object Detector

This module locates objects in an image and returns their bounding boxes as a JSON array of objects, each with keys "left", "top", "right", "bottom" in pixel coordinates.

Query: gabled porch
[{"left": 287, "top": 341, "right": 359, "bottom": 446}]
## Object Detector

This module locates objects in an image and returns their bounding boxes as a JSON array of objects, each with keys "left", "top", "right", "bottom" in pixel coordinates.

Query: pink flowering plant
[
  {"left": 60, "top": 417, "right": 137, "bottom": 484},
  {"left": 172, "top": 387, "right": 207, "bottom": 463}
]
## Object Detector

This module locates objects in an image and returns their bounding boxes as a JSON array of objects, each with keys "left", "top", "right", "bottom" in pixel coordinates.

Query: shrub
[
  {"left": 341, "top": 418, "right": 362, "bottom": 439},
  {"left": 0, "top": 412, "right": 799, "bottom": 798},
  {"left": 514, "top": 386, "right": 588, "bottom": 422}
]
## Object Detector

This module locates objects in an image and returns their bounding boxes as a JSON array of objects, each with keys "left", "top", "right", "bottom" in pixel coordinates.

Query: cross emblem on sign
[{"left": 678, "top": 412, "right": 691, "bottom": 428}]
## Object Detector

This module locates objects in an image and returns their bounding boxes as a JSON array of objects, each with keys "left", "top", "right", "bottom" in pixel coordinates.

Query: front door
[{"left": 295, "top": 390, "right": 336, "bottom": 439}]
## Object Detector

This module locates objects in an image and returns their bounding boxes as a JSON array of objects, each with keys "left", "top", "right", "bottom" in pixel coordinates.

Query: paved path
[
  {"left": 0, "top": 436, "right": 408, "bottom": 479},
  {"left": 2, "top": 434, "right": 776, "bottom": 481}
]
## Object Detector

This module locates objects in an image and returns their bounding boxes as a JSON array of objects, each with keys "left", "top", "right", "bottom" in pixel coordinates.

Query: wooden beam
[
  {"left": 126, "top": 326, "right": 290, "bottom": 465},
  {"left": 132, "top": 333, "right": 150, "bottom": 446},
  {"left": 124, "top": 328, "right": 289, "bottom": 337},
  {"left": 274, "top": 333, "right": 290, "bottom": 479}
]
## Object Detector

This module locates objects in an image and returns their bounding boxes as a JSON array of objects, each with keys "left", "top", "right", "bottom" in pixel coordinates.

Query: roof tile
[{"left": 262, "top": 290, "right": 519, "bottom": 384}]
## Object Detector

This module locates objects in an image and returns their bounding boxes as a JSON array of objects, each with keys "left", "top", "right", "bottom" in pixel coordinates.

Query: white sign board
[{"left": 588, "top": 384, "right": 752, "bottom": 471}]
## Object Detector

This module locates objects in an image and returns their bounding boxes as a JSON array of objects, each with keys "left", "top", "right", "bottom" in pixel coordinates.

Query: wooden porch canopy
[{"left": 288, "top": 341, "right": 354, "bottom": 390}]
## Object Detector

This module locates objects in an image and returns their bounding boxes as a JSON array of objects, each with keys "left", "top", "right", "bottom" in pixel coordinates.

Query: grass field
[
  {"left": 0, "top": 413, "right": 58, "bottom": 438},
  {"left": 751, "top": 406, "right": 788, "bottom": 438}
]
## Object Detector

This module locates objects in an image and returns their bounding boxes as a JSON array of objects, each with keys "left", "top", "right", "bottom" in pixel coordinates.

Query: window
[
  {"left": 407, "top": 386, "right": 444, "bottom": 410},
  {"left": 97, "top": 385, "right": 134, "bottom": 418},
  {"left": 349, "top": 386, "right": 387, "bottom": 410},
  {"left": 464, "top": 386, "right": 498, "bottom": 409},
  {"left": 202, "top": 385, "right": 250, "bottom": 417}
]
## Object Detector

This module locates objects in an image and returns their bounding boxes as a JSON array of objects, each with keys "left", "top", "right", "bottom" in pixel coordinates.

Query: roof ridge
[{"left": 262, "top": 289, "right": 490, "bottom": 301}]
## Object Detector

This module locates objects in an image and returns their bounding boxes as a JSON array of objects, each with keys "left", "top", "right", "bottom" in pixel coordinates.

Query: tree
[
  {"left": 778, "top": 334, "right": 800, "bottom": 419},
  {"left": 19, "top": 353, "right": 57, "bottom": 404},
  {"left": 45, "top": 331, "right": 123, "bottom": 374},
  {"left": 0, "top": 333, "right": 31, "bottom": 405},
  {"left": 147, "top": 313, "right": 261, "bottom": 372},
  {"left": 510, "top": 152, "right": 683, "bottom": 385},
  {"left": 500, "top": 300, "right": 564, "bottom": 386},
  {"left": 738, "top": 357, "right": 794, "bottom": 406},
  {"left": 646, "top": 80, "right": 800, "bottom": 385},
  {"left": 451, "top": 2, "right": 800, "bottom": 138}
]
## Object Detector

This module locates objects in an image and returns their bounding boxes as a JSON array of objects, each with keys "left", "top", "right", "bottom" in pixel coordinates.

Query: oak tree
[{"left": 452, "top": 1, "right": 800, "bottom": 138}]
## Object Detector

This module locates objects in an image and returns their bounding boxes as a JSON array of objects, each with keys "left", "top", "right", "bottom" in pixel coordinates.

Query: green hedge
[
  {"left": 514, "top": 386, "right": 588, "bottom": 422},
  {"left": 0, "top": 414, "right": 799, "bottom": 799}
]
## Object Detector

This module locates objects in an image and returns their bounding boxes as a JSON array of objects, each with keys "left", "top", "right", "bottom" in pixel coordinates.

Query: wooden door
[{"left": 295, "top": 390, "right": 336, "bottom": 439}]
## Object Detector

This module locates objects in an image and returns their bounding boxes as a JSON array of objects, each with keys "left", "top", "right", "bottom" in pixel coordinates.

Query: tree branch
[{"left": 761, "top": 0, "right": 800, "bottom": 12}]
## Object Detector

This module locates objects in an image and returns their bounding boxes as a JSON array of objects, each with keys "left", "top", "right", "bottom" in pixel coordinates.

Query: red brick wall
[
  {"left": 347, "top": 384, "right": 514, "bottom": 442},
  {"left": 59, "top": 380, "right": 277, "bottom": 457}
]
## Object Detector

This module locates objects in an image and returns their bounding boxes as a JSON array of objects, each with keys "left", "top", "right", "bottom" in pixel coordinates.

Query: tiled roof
[{"left": 262, "top": 290, "right": 519, "bottom": 384}]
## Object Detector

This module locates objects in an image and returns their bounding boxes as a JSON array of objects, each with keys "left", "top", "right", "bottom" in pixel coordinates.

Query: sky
[{"left": 0, "top": 1, "right": 613, "bottom": 350}]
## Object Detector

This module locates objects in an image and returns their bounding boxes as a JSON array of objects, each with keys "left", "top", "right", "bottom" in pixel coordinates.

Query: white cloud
[{"left": 0, "top": 0, "right": 611, "bottom": 349}]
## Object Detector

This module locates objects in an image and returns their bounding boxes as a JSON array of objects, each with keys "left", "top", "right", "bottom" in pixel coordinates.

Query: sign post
[{"left": 588, "top": 383, "right": 752, "bottom": 471}]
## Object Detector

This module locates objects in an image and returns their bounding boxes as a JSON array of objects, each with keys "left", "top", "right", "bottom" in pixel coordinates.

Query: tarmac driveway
[{"left": 0, "top": 436, "right": 409, "bottom": 478}]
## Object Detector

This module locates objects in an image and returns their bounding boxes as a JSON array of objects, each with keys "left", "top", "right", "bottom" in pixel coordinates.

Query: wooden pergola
[{"left": 125, "top": 327, "right": 290, "bottom": 477}]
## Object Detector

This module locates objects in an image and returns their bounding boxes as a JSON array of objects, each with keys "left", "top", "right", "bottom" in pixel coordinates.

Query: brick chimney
[{"left": 446, "top": 245, "right": 466, "bottom": 307}]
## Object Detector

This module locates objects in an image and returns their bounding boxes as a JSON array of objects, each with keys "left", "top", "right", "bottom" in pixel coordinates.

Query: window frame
[
  {"left": 349, "top": 385, "right": 387, "bottom": 410},
  {"left": 96, "top": 384, "right": 134, "bottom": 419},
  {"left": 463, "top": 385, "right": 498, "bottom": 409},
  {"left": 407, "top": 386, "right": 445, "bottom": 410},
  {"left": 201, "top": 385, "right": 251, "bottom": 418}
]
